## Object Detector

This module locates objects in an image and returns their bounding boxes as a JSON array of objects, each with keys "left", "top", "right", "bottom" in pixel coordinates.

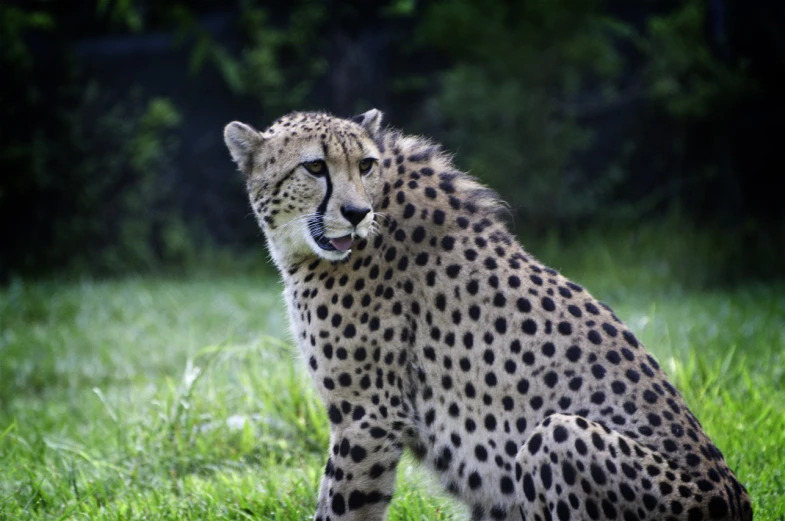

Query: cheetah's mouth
[
  {"left": 314, "top": 233, "right": 353, "bottom": 252},
  {"left": 309, "top": 214, "right": 353, "bottom": 254}
]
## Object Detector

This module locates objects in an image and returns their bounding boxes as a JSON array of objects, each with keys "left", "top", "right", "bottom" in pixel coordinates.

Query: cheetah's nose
[{"left": 341, "top": 205, "right": 371, "bottom": 227}]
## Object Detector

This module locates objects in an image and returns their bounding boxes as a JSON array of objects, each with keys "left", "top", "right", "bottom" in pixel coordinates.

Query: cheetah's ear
[
  {"left": 350, "top": 108, "right": 383, "bottom": 138},
  {"left": 224, "top": 121, "right": 264, "bottom": 175}
]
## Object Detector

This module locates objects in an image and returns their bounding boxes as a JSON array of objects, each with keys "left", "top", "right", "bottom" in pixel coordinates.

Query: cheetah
[{"left": 223, "top": 109, "right": 752, "bottom": 521}]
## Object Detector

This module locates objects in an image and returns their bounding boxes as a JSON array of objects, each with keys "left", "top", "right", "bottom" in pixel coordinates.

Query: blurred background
[{"left": 1, "top": 0, "right": 783, "bottom": 284}]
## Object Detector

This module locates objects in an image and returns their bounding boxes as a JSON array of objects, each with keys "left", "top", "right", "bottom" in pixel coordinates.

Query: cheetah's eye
[
  {"left": 359, "top": 158, "right": 376, "bottom": 175},
  {"left": 302, "top": 160, "right": 327, "bottom": 176}
]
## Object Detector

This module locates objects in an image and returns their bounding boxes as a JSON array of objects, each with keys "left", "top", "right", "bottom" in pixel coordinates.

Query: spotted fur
[{"left": 223, "top": 110, "right": 752, "bottom": 521}]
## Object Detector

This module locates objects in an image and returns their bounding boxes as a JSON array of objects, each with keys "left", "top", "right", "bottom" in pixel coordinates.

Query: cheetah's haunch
[{"left": 224, "top": 110, "right": 752, "bottom": 521}]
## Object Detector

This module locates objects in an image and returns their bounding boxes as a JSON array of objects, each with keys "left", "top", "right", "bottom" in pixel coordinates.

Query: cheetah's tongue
[{"left": 329, "top": 235, "right": 353, "bottom": 251}]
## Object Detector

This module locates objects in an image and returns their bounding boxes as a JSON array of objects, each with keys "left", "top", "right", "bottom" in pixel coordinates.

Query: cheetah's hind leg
[{"left": 514, "top": 414, "right": 744, "bottom": 521}]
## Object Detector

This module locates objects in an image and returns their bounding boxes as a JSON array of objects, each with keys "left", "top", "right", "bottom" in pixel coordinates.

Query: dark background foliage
[{"left": 1, "top": 0, "right": 782, "bottom": 282}]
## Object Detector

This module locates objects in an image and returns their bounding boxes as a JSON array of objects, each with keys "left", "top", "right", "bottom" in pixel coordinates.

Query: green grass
[{"left": 1, "top": 236, "right": 784, "bottom": 520}]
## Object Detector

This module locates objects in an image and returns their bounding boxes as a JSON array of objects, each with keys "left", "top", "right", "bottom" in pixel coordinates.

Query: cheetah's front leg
[
  {"left": 514, "top": 414, "right": 747, "bottom": 521},
  {"left": 314, "top": 419, "right": 403, "bottom": 521}
]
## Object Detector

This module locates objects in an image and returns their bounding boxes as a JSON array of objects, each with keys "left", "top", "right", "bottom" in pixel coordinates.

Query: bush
[
  {"left": 417, "top": 0, "right": 623, "bottom": 224},
  {"left": 416, "top": 0, "right": 751, "bottom": 229},
  {"left": 1, "top": 82, "right": 188, "bottom": 275}
]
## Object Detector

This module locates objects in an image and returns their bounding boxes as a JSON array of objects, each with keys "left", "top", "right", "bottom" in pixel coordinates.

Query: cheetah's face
[{"left": 224, "top": 110, "right": 383, "bottom": 264}]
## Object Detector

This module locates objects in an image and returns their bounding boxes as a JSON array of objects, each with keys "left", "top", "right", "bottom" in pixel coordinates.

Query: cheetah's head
[{"left": 224, "top": 109, "right": 383, "bottom": 266}]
